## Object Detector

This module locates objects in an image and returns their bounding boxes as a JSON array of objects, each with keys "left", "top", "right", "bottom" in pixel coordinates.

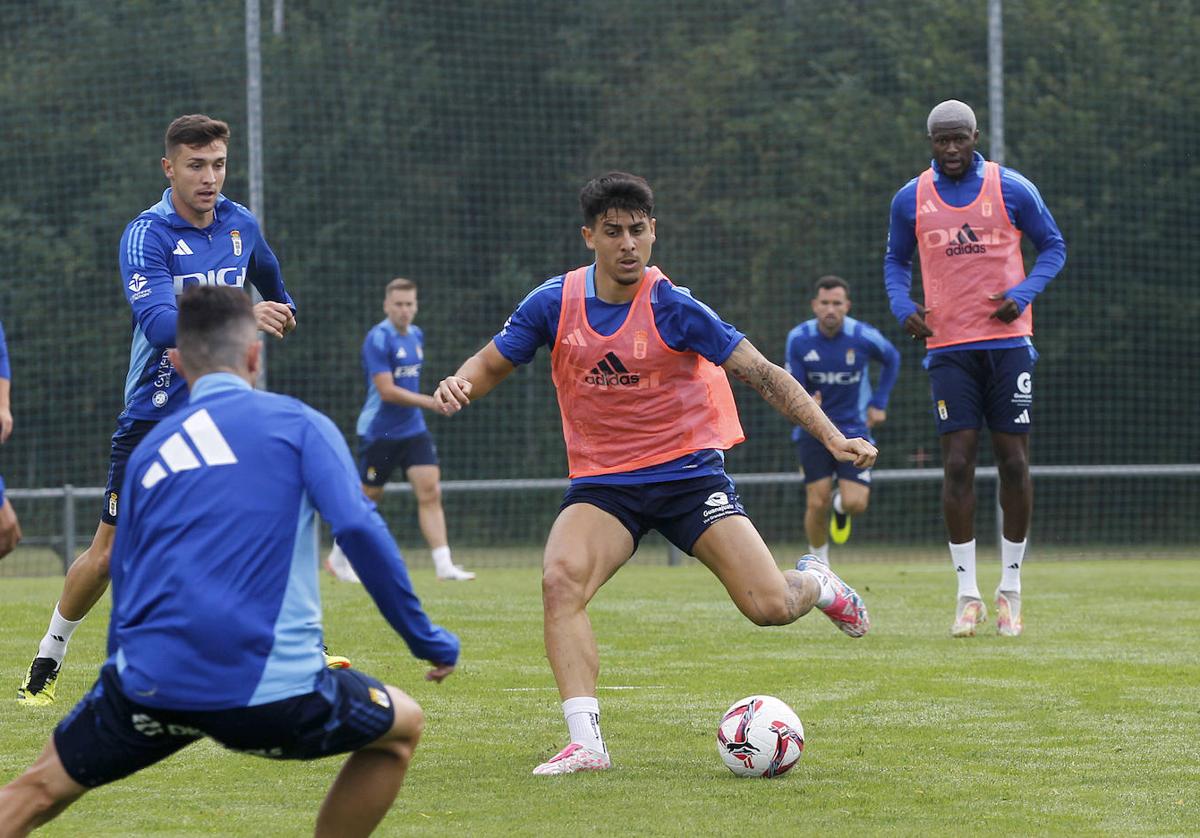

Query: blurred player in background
[
  {"left": 18, "top": 114, "right": 303, "bottom": 705},
  {"left": 325, "top": 278, "right": 474, "bottom": 583},
  {"left": 436, "top": 172, "right": 876, "bottom": 776},
  {"left": 884, "top": 99, "right": 1066, "bottom": 637},
  {"left": 0, "top": 319, "right": 22, "bottom": 558},
  {"left": 0, "top": 287, "right": 458, "bottom": 838},
  {"left": 785, "top": 275, "right": 899, "bottom": 560}
]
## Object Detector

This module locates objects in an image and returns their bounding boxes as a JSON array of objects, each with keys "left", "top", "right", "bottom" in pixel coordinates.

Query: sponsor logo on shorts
[
  {"left": 859, "top": 469, "right": 872, "bottom": 483},
  {"left": 702, "top": 490, "right": 738, "bottom": 521},
  {"left": 1011, "top": 371, "right": 1033, "bottom": 405},
  {"left": 1013, "top": 409, "right": 1030, "bottom": 425},
  {"left": 131, "top": 714, "right": 197, "bottom": 737}
]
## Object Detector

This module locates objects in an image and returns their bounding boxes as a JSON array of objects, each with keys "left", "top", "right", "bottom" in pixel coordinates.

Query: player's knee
[
  {"left": 416, "top": 483, "right": 442, "bottom": 506},
  {"left": 541, "top": 559, "right": 586, "bottom": 612},
  {"left": 747, "top": 593, "right": 794, "bottom": 627},
  {"left": 844, "top": 495, "right": 869, "bottom": 515},
  {"left": 942, "top": 451, "right": 974, "bottom": 485},
  {"left": 995, "top": 451, "right": 1029, "bottom": 486},
  {"left": 379, "top": 687, "right": 424, "bottom": 760}
]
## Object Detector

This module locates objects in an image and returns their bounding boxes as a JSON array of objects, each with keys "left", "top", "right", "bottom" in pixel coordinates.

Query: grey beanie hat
[{"left": 927, "top": 100, "right": 977, "bottom": 134}]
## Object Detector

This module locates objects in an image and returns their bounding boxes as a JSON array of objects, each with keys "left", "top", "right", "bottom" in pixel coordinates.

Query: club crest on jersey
[
  {"left": 845, "top": 349, "right": 855, "bottom": 365},
  {"left": 230, "top": 230, "right": 242, "bottom": 256},
  {"left": 633, "top": 330, "right": 648, "bottom": 360}
]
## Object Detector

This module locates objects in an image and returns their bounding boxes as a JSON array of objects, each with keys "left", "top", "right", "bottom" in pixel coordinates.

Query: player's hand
[
  {"left": 866, "top": 406, "right": 886, "bottom": 429},
  {"left": 253, "top": 301, "right": 296, "bottom": 339},
  {"left": 988, "top": 293, "right": 1021, "bottom": 323},
  {"left": 0, "top": 407, "right": 12, "bottom": 444},
  {"left": 425, "top": 663, "right": 455, "bottom": 683},
  {"left": 434, "top": 376, "right": 473, "bottom": 415},
  {"left": 904, "top": 305, "right": 934, "bottom": 341},
  {"left": 0, "top": 498, "right": 22, "bottom": 559},
  {"left": 830, "top": 436, "right": 877, "bottom": 469}
]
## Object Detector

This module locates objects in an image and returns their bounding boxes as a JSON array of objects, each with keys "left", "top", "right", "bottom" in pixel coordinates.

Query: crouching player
[{"left": 0, "top": 287, "right": 459, "bottom": 838}]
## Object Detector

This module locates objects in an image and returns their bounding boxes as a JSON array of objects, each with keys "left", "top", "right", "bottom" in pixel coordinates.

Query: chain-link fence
[{"left": 1, "top": 0, "right": 1197, "bottom": 574}]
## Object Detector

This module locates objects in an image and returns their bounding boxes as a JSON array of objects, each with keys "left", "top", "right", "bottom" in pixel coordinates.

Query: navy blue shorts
[
  {"left": 53, "top": 664, "right": 396, "bottom": 788},
  {"left": 926, "top": 346, "right": 1037, "bottom": 435},
  {"left": 101, "top": 415, "right": 159, "bottom": 524},
  {"left": 358, "top": 432, "right": 439, "bottom": 486},
  {"left": 795, "top": 434, "right": 873, "bottom": 487},
  {"left": 561, "top": 472, "right": 747, "bottom": 555}
]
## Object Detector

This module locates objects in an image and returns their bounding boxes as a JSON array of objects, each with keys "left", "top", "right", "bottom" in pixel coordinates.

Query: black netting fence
[{"left": 1, "top": 0, "right": 1197, "bottom": 574}]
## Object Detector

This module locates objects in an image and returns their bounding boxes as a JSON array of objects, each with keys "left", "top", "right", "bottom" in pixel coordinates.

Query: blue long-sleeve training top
[
  {"left": 119, "top": 189, "right": 295, "bottom": 419},
  {"left": 108, "top": 372, "right": 459, "bottom": 711}
]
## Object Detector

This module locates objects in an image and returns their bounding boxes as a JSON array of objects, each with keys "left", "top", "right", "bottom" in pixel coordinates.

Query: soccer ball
[{"left": 716, "top": 695, "right": 805, "bottom": 778}]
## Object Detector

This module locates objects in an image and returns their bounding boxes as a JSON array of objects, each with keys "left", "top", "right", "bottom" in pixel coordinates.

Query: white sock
[
  {"left": 799, "top": 567, "right": 836, "bottom": 608},
  {"left": 431, "top": 545, "right": 454, "bottom": 574},
  {"left": 1000, "top": 537, "right": 1026, "bottom": 593},
  {"left": 37, "top": 604, "right": 82, "bottom": 664},
  {"left": 562, "top": 696, "right": 605, "bottom": 754},
  {"left": 807, "top": 543, "right": 830, "bottom": 563},
  {"left": 950, "top": 540, "right": 981, "bottom": 600},
  {"left": 832, "top": 492, "right": 845, "bottom": 515}
]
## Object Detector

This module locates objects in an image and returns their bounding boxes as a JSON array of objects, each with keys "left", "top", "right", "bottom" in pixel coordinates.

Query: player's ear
[
  {"left": 580, "top": 224, "right": 596, "bottom": 252},
  {"left": 245, "top": 340, "right": 262, "bottom": 381},
  {"left": 649, "top": 217, "right": 656, "bottom": 244},
  {"left": 161, "top": 157, "right": 172, "bottom": 180}
]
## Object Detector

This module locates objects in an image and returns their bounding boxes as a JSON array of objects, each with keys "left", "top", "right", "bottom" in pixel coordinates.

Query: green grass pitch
[{"left": 1, "top": 557, "right": 1197, "bottom": 836}]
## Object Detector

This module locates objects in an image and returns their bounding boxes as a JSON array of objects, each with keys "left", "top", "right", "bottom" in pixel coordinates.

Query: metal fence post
[{"left": 63, "top": 483, "right": 76, "bottom": 572}]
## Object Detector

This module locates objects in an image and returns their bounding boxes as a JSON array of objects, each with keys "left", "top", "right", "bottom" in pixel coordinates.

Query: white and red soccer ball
[{"left": 716, "top": 695, "right": 805, "bottom": 778}]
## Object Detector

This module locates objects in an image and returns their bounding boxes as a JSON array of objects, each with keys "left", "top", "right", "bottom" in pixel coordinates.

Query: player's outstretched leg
[
  {"left": 19, "top": 525, "right": 115, "bottom": 706},
  {"left": 314, "top": 685, "right": 424, "bottom": 837},
  {"left": 795, "top": 554, "right": 870, "bottom": 638}
]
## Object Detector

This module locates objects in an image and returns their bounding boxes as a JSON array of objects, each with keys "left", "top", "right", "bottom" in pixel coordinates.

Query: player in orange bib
[
  {"left": 436, "top": 172, "right": 876, "bottom": 775},
  {"left": 884, "top": 100, "right": 1067, "bottom": 638}
]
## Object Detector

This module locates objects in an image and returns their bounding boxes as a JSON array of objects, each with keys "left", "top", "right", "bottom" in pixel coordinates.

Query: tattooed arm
[{"left": 722, "top": 338, "right": 877, "bottom": 469}]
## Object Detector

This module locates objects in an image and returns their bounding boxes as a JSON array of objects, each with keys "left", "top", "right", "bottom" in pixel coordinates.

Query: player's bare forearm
[
  {"left": 435, "top": 341, "right": 515, "bottom": 414},
  {"left": 372, "top": 374, "right": 438, "bottom": 410},
  {"left": 723, "top": 339, "right": 842, "bottom": 447}
]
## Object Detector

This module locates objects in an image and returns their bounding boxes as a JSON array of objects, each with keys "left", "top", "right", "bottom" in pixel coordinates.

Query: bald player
[{"left": 884, "top": 99, "right": 1066, "bottom": 638}]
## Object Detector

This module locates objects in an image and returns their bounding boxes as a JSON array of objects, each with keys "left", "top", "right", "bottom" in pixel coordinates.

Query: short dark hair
[
  {"left": 579, "top": 172, "right": 654, "bottom": 227},
  {"left": 165, "top": 114, "right": 231, "bottom": 158},
  {"left": 813, "top": 275, "right": 850, "bottom": 298},
  {"left": 386, "top": 277, "right": 416, "bottom": 295},
  {"left": 176, "top": 286, "right": 256, "bottom": 372}
]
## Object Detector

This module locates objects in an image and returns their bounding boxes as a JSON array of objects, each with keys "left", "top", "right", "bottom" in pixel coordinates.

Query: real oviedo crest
[{"left": 230, "top": 230, "right": 243, "bottom": 256}]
